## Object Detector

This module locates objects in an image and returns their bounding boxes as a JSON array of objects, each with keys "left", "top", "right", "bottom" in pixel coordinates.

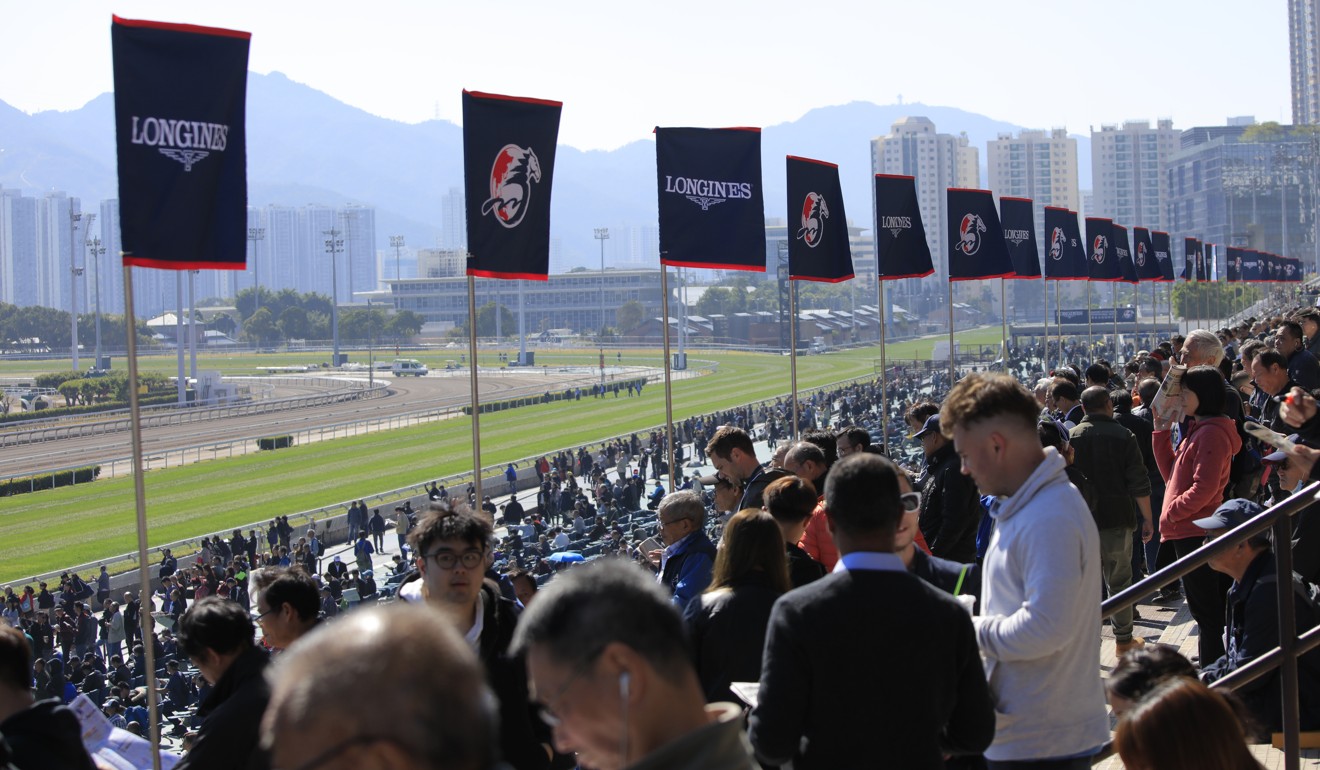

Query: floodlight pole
[{"left": 595, "top": 228, "right": 610, "bottom": 386}]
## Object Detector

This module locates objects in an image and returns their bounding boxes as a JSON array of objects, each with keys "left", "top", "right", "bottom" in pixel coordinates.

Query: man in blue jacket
[{"left": 655, "top": 491, "right": 716, "bottom": 610}]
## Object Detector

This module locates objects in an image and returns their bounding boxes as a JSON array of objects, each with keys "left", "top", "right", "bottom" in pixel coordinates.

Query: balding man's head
[
  {"left": 783, "top": 441, "right": 827, "bottom": 485},
  {"left": 262, "top": 605, "right": 496, "bottom": 770},
  {"left": 1080, "top": 386, "right": 1112, "bottom": 417}
]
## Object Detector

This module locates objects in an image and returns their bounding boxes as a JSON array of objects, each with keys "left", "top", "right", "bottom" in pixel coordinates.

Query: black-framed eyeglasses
[
  {"left": 252, "top": 607, "right": 277, "bottom": 623},
  {"left": 423, "top": 549, "right": 484, "bottom": 570},
  {"left": 900, "top": 492, "right": 921, "bottom": 512},
  {"left": 536, "top": 653, "right": 600, "bottom": 728},
  {"left": 274, "top": 734, "right": 408, "bottom": 770}
]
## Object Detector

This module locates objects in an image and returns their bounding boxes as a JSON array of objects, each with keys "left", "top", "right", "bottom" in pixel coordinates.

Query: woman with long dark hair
[
  {"left": 1115, "top": 678, "right": 1263, "bottom": 769},
  {"left": 1153, "top": 365, "right": 1241, "bottom": 664},
  {"left": 685, "top": 508, "right": 791, "bottom": 703}
]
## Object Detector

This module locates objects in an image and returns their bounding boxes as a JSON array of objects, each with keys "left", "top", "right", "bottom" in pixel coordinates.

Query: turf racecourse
[{"left": 0, "top": 328, "right": 1001, "bottom": 582}]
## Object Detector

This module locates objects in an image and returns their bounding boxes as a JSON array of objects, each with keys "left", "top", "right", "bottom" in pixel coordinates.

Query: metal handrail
[{"left": 1098, "top": 481, "right": 1320, "bottom": 770}]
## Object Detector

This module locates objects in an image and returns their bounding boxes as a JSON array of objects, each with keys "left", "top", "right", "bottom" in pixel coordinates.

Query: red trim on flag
[
  {"left": 880, "top": 269, "right": 934, "bottom": 280},
  {"left": 466, "top": 268, "right": 550, "bottom": 281},
  {"left": 1004, "top": 274, "right": 1043, "bottom": 280},
  {"left": 947, "top": 187, "right": 993, "bottom": 195},
  {"left": 1001, "top": 196, "right": 1034, "bottom": 203},
  {"left": 875, "top": 173, "right": 915, "bottom": 181},
  {"left": 1044, "top": 206, "right": 1071, "bottom": 212},
  {"left": 463, "top": 90, "right": 562, "bottom": 108},
  {"left": 112, "top": 15, "right": 250, "bottom": 39},
  {"left": 787, "top": 155, "right": 838, "bottom": 168},
  {"left": 951, "top": 271, "right": 1015, "bottom": 282},
  {"left": 1045, "top": 276, "right": 1092, "bottom": 282},
  {"left": 791, "top": 273, "right": 854, "bottom": 284},
  {"left": 122, "top": 257, "right": 248, "bottom": 270},
  {"left": 661, "top": 259, "right": 765, "bottom": 272}
]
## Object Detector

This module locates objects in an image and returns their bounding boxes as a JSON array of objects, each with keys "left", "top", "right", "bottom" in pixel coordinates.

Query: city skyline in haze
[{"left": 0, "top": 0, "right": 1297, "bottom": 152}]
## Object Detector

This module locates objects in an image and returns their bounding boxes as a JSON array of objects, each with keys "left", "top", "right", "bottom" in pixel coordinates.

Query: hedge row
[
  {"left": 0, "top": 394, "right": 180, "bottom": 425},
  {"left": 0, "top": 466, "right": 101, "bottom": 497},
  {"left": 258, "top": 435, "right": 295, "bottom": 450},
  {"left": 460, "top": 378, "right": 649, "bottom": 415}
]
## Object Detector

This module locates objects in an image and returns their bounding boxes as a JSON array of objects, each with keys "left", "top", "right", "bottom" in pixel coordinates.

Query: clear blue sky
[{"left": 1, "top": 0, "right": 1293, "bottom": 150}]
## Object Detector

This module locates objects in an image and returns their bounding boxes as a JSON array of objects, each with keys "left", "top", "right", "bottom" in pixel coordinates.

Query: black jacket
[
  {"left": 749, "top": 568, "right": 995, "bottom": 769},
  {"left": 909, "top": 549, "right": 981, "bottom": 615},
  {"left": 476, "top": 582, "right": 551, "bottom": 770},
  {"left": 918, "top": 443, "right": 981, "bottom": 563},
  {"left": 176, "top": 645, "right": 270, "bottom": 770},
  {"left": 0, "top": 699, "right": 96, "bottom": 770},
  {"left": 786, "top": 543, "right": 826, "bottom": 589},
  {"left": 684, "top": 573, "right": 783, "bottom": 704},
  {"left": 1200, "top": 551, "right": 1320, "bottom": 732}
]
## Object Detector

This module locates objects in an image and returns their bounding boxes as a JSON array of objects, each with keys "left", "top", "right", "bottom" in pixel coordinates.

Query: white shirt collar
[
  {"left": 832, "top": 551, "right": 906, "bottom": 574},
  {"left": 464, "top": 591, "right": 485, "bottom": 650}
]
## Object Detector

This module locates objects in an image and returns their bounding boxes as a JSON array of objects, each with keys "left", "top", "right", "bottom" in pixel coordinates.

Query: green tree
[
  {"left": 278, "top": 306, "right": 312, "bottom": 341},
  {"left": 615, "top": 300, "right": 645, "bottom": 333},
  {"left": 243, "top": 307, "right": 277, "bottom": 344},
  {"left": 455, "top": 302, "right": 516, "bottom": 337},
  {"left": 1171, "top": 282, "right": 1261, "bottom": 321},
  {"left": 386, "top": 310, "right": 424, "bottom": 341}
]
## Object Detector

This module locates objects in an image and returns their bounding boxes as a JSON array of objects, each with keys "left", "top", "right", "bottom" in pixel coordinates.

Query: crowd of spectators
[{"left": 14, "top": 290, "right": 1320, "bottom": 768}]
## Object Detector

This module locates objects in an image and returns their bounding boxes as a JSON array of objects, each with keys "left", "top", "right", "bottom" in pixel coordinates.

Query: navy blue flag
[
  {"left": 1043, "top": 207, "right": 1087, "bottom": 280},
  {"left": 1152, "top": 231, "right": 1175, "bottom": 281},
  {"left": 946, "top": 188, "right": 1013, "bottom": 281},
  {"left": 874, "top": 174, "right": 933, "bottom": 279},
  {"left": 1184, "top": 238, "right": 1202, "bottom": 282},
  {"left": 1287, "top": 257, "right": 1302, "bottom": 282},
  {"left": 1132, "top": 227, "right": 1161, "bottom": 281},
  {"left": 1085, "top": 217, "right": 1119, "bottom": 281},
  {"left": 462, "top": 90, "right": 561, "bottom": 280},
  {"left": 1112, "top": 224, "right": 1138, "bottom": 283},
  {"left": 1264, "top": 252, "right": 1280, "bottom": 282},
  {"left": 786, "top": 156, "right": 853, "bottom": 283},
  {"left": 1242, "top": 250, "right": 1262, "bottom": 282},
  {"left": 1203, "top": 243, "right": 1216, "bottom": 281},
  {"left": 1226, "top": 247, "right": 1244, "bottom": 282},
  {"left": 112, "top": 16, "right": 249, "bottom": 270},
  {"left": 999, "top": 197, "right": 1040, "bottom": 279},
  {"left": 656, "top": 127, "right": 766, "bottom": 271}
]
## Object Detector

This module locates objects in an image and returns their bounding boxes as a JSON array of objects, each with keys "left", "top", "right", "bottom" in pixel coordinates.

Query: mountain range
[{"left": 0, "top": 72, "right": 1093, "bottom": 270}]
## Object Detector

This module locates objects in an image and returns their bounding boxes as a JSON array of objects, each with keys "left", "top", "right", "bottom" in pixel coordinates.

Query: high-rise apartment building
[
  {"left": 870, "top": 116, "right": 979, "bottom": 282},
  {"left": 1091, "top": 120, "right": 1178, "bottom": 230},
  {"left": 441, "top": 186, "right": 466, "bottom": 250},
  {"left": 987, "top": 128, "right": 1080, "bottom": 240},
  {"left": 1291, "top": 0, "right": 1320, "bottom": 125}
]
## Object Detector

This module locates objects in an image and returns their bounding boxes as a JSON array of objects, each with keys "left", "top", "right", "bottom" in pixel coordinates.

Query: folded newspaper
[
  {"left": 1150, "top": 365, "right": 1188, "bottom": 424},
  {"left": 69, "top": 694, "right": 181, "bottom": 770}
]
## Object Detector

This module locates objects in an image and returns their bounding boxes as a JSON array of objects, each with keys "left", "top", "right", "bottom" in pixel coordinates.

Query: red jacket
[
  {"left": 799, "top": 498, "right": 839, "bottom": 571},
  {"left": 1153, "top": 416, "right": 1241, "bottom": 541}
]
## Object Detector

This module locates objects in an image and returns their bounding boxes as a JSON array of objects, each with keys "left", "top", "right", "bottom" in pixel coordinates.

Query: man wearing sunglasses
[{"left": 399, "top": 504, "right": 551, "bottom": 770}]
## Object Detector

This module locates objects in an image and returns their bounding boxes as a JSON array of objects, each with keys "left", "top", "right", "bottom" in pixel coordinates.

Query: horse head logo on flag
[
  {"left": 1048, "top": 227, "right": 1067, "bottom": 261},
  {"left": 1091, "top": 235, "right": 1108, "bottom": 264},
  {"left": 480, "top": 144, "right": 542, "bottom": 228},
  {"left": 957, "top": 213, "right": 986, "bottom": 256},
  {"left": 795, "top": 192, "right": 829, "bottom": 248},
  {"left": 1135, "top": 241, "right": 1147, "bottom": 268}
]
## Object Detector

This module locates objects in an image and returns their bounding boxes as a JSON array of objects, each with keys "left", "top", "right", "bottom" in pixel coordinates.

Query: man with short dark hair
[
  {"left": 783, "top": 442, "right": 838, "bottom": 570},
  {"left": 1069, "top": 386, "right": 1153, "bottom": 657},
  {"left": 1252, "top": 348, "right": 1297, "bottom": 433},
  {"left": 253, "top": 568, "right": 320, "bottom": 651},
  {"left": 399, "top": 504, "right": 550, "bottom": 770},
  {"left": 941, "top": 373, "right": 1109, "bottom": 767},
  {"left": 834, "top": 426, "right": 871, "bottom": 458},
  {"left": 1275, "top": 319, "right": 1320, "bottom": 390},
  {"left": 706, "top": 426, "right": 775, "bottom": 510},
  {"left": 1050, "top": 380, "right": 1083, "bottom": 429},
  {"left": 512, "top": 559, "right": 758, "bottom": 770},
  {"left": 263, "top": 604, "right": 501, "bottom": 770},
  {"left": 750, "top": 454, "right": 994, "bottom": 769},
  {"left": 0, "top": 625, "right": 96, "bottom": 770},
  {"left": 174, "top": 597, "right": 271, "bottom": 770},
  {"left": 654, "top": 491, "right": 716, "bottom": 609}
]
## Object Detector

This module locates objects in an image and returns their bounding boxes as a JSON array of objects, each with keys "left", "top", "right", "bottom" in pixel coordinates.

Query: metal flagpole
[
  {"left": 1001, "top": 278, "right": 1008, "bottom": 371},
  {"left": 1086, "top": 281, "right": 1093, "bottom": 359},
  {"left": 1055, "top": 281, "right": 1061, "bottom": 369},
  {"left": 660, "top": 267, "right": 677, "bottom": 492},
  {"left": 175, "top": 275, "right": 185, "bottom": 405},
  {"left": 121, "top": 266, "right": 163, "bottom": 770},
  {"left": 1043, "top": 279, "right": 1049, "bottom": 371},
  {"left": 466, "top": 275, "right": 483, "bottom": 507},
  {"left": 947, "top": 281, "right": 955, "bottom": 384},
  {"left": 1112, "top": 284, "right": 1119, "bottom": 362},
  {"left": 878, "top": 279, "right": 888, "bottom": 453},
  {"left": 790, "top": 280, "right": 800, "bottom": 440}
]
